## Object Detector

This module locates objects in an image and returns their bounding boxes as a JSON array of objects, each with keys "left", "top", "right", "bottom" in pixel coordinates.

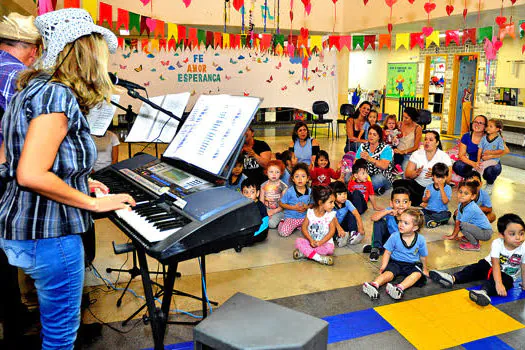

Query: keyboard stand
[{"left": 135, "top": 245, "right": 216, "bottom": 350}]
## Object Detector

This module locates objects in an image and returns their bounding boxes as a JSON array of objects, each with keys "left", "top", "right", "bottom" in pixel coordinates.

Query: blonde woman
[{"left": 0, "top": 9, "right": 134, "bottom": 349}]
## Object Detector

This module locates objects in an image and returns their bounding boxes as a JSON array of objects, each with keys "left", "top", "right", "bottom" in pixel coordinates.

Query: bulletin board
[{"left": 386, "top": 62, "right": 418, "bottom": 98}]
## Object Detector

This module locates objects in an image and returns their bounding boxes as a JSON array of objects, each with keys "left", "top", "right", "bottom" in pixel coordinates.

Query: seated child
[
  {"left": 347, "top": 159, "right": 383, "bottom": 214},
  {"left": 241, "top": 178, "right": 269, "bottom": 244},
  {"left": 363, "top": 187, "right": 411, "bottom": 262},
  {"left": 467, "top": 170, "right": 496, "bottom": 223},
  {"left": 330, "top": 181, "right": 365, "bottom": 247},
  {"left": 260, "top": 160, "right": 288, "bottom": 229},
  {"left": 310, "top": 150, "right": 342, "bottom": 187},
  {"left": 476, "top": 119, "right": 505, "bottom": 194},
  {"left": 293, "top": 186, "right": 337, "bottom": 265},
  {"left": 421, "top": 162, "right": 452, "bottom": 228},
  {"left": 275, "top": 149, "right": 297, "bottom": 185},
  {"left": 226, "top": 154, "right": 247, "bottom": 192},
  {"left": 444, "top": 180, "right": 493, "bottom": 251},
  {"left": 278, "top": 163, "right": 312, "bottom": 237},
  {"left": 430, "top": 213, "right": 525, "bottom": 306},
  {"left": 363, "top": 209, "right": 428, "bottom": 300}
]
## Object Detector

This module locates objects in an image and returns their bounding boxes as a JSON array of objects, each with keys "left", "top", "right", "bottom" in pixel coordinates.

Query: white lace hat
[
  {"left": 35, "top": 8, "right": 117, "bottom": 69},
  {"left": 0, "top": 13, "right": 40, "bottom": 44}
]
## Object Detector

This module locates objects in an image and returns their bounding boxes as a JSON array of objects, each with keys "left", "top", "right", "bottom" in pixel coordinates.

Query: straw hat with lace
[
  {"left": 0, "top": 13, "right": 40, "bottom": 44},
  {"left": 34, "top": 8, "right": 117, "bottom": 69}
]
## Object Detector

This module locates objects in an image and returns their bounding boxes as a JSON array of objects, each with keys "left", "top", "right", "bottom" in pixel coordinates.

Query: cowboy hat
[
  {"left": 35, "top": 8, "right": 117, "bottom": 69},
  {"left": 0, "top": 13, "right": 40, "bottom": 44}
]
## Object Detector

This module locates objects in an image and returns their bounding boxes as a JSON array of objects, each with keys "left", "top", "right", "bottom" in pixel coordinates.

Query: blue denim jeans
[
  {"left": 0, "top": 235, "right": 84, "bottom": 350},
  {"left": 483, "top": 162, "right": 502, "bottom": 185},
  {"left": 371, "top": 174, "right": 392, "bottom": 193}
]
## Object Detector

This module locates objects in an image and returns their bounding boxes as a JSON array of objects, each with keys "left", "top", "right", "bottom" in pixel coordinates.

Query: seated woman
[
  {"left": 289, "top": 121, "right": 319, "bottom": 166},
  {"left": 345, "top": 102, "right": 370, "bottom": 153},
  {"left": 452, "top": 115, "right": 488, "bottom": 178},
  {"left": 355, "top": 124, "right": 395, "bottom": 195},
  {"left": 393, "top": 131, "right": 452, "bottom": 206},
  {"left": 242, "top": 123, "right": 272, "bottom": 185},
  {"left": 394, "top": 107, "right": 423, "bottom": 170}
]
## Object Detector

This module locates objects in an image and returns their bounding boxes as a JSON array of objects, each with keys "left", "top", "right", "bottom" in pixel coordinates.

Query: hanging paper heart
[
  {"left": 233, "top": 0, "right": 244, "bottom": 11},
  {"left": 495, "top": 16, "right": 507, "bottom": 26},
  {"left": 182, "top": 0, "right": 191, "bottom": 7},
  {"left": 388, "top": 23, "right": 393, "bottom": 33},
  {"left": 408, "top": 0, "right": 415, "bottom": 4},
  {"left": 510, "top": 0, "right": 516, "bottom": 4},
  {"left": 494, "top": 40, "right": 503, "bottom": 51},
  {"left": 422, "top": 26, "right": 434, "bottom": 36},
  {"left": 140, "top": 0, "right": 151, "bottom": 5},
  {"left": 301, "top": 0, "right": 310, "bottom": 6},
  {"left": 363, "top": 0, "right": 369, "bottom": 5},
  {"left": 300, "top": 27, "right": 309, "bottom": 38},
  {"left": 385, "top": 0, "right": 397, "bottom": 8},
  {"left": 290, "top": 10, "right": 294, "bottom": 21},
  {"left": 446, "top": 5, "right": 454, "bottom": 15},
  {"left": 287, "top": 43, "right": 295, "bottom": 57},
  {"left": 424, "top": 2, "right": 436, "bottom": 14},
  {"left": 305, "top": 3, "right": 312, "bottom": 14},
  {"left": 146, "top": 18, "right": 157, "bottom": 32},
  {"left": 463, "top": 8, "right": 468, "bottom": 19},
  {"left": 521, "top": 22, "right": 525, "bottom": 31},
  {"left": 522, "top": 44, "right": 525, "bottom": 54},
  {"left": 332, "top": 0, "right": 338, "bottom": 3}
]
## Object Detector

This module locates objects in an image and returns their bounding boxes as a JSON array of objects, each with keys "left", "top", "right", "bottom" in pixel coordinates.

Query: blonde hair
[
  {"left": 383, "top": 114, "right": 398, "bottom": 129},
  {"left": 403, "top": 209, "right": 425, "bottom": 232},
  {"left": 18, "top": 33, "right": 114, "bottom": 115}
]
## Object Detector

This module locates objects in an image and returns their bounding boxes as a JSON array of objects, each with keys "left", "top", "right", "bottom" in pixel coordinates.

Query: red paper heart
[
  {"left": 494, "top": 40, "right": 503, "bottom": 51},
  {"left": 522, "top": 44, "right": 525, "bottom": 54},
  {"left": 305, "top": 3, "right": 312, "bottom": 14},
  {"left": 495, "top": 16, "right": 507, "bottom": 26},
  {"left": 300, "top": 27, "right": 309, "bottom": 38},
  {"left": 511, "top": 0, "right": 516, "bottom": 4},
  {"left": 232, "top": 0, "right": 244, "bottom": 11},
  {"left": 424, "top": 2, "right": 436, "bottom": 14},
  {"left": 332, "top": 0, "right": 337, "bottom": 3},
  {"left": 388, "top": 23, "right": 393, "bottom": 33},
  {"left": 446, "top": 5, "right": 454, "bottom": 15},
  {"left": 408, "top": 0, "right": 415, "bottom": 3},
  {"left": 182, "top": 0, "right": 191, "bottom": 7},
  {"left": 463, "top": 8, "right": 468, "bottom": 19},
  {"left": 289, "top": 10, "right": 294, "bottom": 21},
  {"left": 422, "top": 26, "right": 434, "bottom": 36},
  {"left": 364, "top": 0, "right": 369, "bottom": 5},
  {"left": 385, "top": 0, "right": 397, "bottom": 8},
  {"left": 140, "top": 0, "right": 151, "bottom": 5},
  {"left": 521, "top": 22, "right": 525, "bottom": 31},
  {"left": 301, "top": 0, "right": 310, "bottom": 6}
]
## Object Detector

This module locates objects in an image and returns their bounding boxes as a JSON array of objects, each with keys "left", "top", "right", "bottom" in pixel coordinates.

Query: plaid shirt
[
  {"left": 0, "top": 50, "right": 26, "bottom": 145},
  {"left": 0, "top": 76, "right": 97, "bottom": 240}
]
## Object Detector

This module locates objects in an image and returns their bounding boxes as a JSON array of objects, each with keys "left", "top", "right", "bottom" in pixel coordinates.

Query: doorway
[
  {"left": 447, "top": 53, "right": 479, "bottom": 135},
  {"left": 423, "top": 55, "right": 447, "bottom": 132}
]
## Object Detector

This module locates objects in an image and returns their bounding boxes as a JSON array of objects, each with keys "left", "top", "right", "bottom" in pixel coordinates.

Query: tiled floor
[{"left": 57, "top": 127, "right": 525, "bottom": 348}]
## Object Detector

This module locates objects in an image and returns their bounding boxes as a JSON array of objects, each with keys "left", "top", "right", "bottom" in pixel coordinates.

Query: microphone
[{"left": 108, "top": 73, "right": 146, "bottom": 91}]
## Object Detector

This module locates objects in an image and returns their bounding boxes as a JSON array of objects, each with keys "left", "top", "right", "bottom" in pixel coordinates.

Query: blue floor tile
[
  {"left": 323, "top": 308, "right": 394, "bottom": 344},
  {"left": 462, "top": 336, "right": 514, "bottom": 349}
]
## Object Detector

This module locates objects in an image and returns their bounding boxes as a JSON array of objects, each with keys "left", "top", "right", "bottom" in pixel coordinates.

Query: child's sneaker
[
  {"left": 459, "top": 242, "right": 480, "bottom": 251},
  {"left": 484, "top": 183, "right": 494, "bottom": 195},
  {"left": 335, "top": 232, "right": 349, "bottom": 247},
  {"left": 469, "top": 289, "right": 491, "bottom": 306},
  {"left": 369, "top": 248, "right": 380, "bottom": 262},
  {"left": 348, "top": 231, "right": 364, "bottom": 245},
  {"left": 426, "top": 220, "right": 439, "bottom": 229},
  {"left": 362, "top": 282, "right": 379, "bottom": 300},
  {"left": 362, "top": 244, "right": 372, "bottom": 253},
  {"left": 318, "top": 255, "right": 334, "bottom": 266},
  {"left": 394, "top": 164, "right": 404, "bottom": 174},
  {"left": 429, "top": 270, "right": 454, "bottom": 288},
  {"left": 292, "top": 249, "right": 305, "bottom": 260},
  {"left": 386, "top": 283, "right": 404, "bottom": 300}
]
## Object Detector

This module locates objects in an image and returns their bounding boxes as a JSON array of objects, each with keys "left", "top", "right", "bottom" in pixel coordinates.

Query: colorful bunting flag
[
  {"left": 167, "top": 23, "right": 177, "bottom": 40},
  {"left": 410, "top": 32, "right": 424, "bottom": 49},
  {"left": 159, "top": 38, "right": 167, "bottom": 51},
  {"left": 141, "top": 38, "right": 149, "bottom": 52},
  {"left": 340, "top": 36, "right": 351, "bottom": 50},
  {"left": 150, "top": 38, "right": 159, "bottom": 52},
  {"left": 117, "top": 9, "right": 129, "bottom": 30},
  {"left": 168, "top": 38, "right": 177, "bottom": 51},
  {"left": 214, "top": 32, "right": 223, "bottom": 48},
  {"left": 352, "top": 35, "right": 364, "bottom": 50},
  {"left": 274, "top": 34, "right": 285, "bottom": 48},
  {"left": 425, "top": 30, "right": 440, "bottom": 47},
  {"left": 364, "top": 35, "right": 376, "bottom": 50},
  {"left": 117, "top": 37, "right": 124, "bottom": 49},
  {"left": 328, "top": 36, "right": 340, "bottom": 50},
  {"left": 462, "top": 28, "right": 476, "bottom": 44},
  {"left": 222, "top": 33, "right": 230, "bottom": 48},
  {"left": 154, "top": 20, "right": 165, "bottom": 38},
  {"left": 99, "top": 2, "right": 112, "bottom": 29},
  {"left": 177, "top": 25, "right": 187, "bottom": 43},
  {"left": 520, "top": 20, "right": 525, "bottom": 39},
  {"left": 260, "top": 34, "right": 272, "bottom": 51},
  {"left": 395, "top": 33, "right": 409, "bottom": 50},
  {"left": 129, "top": 12, "right": 140, "bottom": 33},
  {"left": 378, "top": 34, "right": 391, "bottom": 50},
  {"left": 478, "top": 26, "right": 492, "bottom": 44},
  {"left": 188, "top": 27, "right": 198, "bottom": 48},
  {"left": 445, "top": 30, "right": 460, "bottom": 46},
  {"left": 82, "top": 0, "right": 97, "bottom": 21},
  {"left": 64, "top": 0, "right": 80, "bottom": 8},
  {"left": 310, "top": 35, "right": 323, "bottom": 52},
  {"left": 499, "top": 23, "right": 515, "bottom": 41}
]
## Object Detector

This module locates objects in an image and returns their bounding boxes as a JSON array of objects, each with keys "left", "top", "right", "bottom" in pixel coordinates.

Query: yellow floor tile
[{"left": 375, "top": 289, "right": 524, "bottom": 350}]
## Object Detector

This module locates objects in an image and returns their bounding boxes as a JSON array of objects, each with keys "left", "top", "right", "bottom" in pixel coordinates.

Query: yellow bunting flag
[
  {"left": 310, "top": 35, "right": 323, "bottom": 52},
  {"left": 395, "top": 33, "right": 409, "bottom": 50},
  {"left": 222, "top": 33, "right": 230, "bottom": 48},
  {"left": 150, "top": 39, "right": 159, "bottom": 52},
  {"left": 426, "top": 30, "right": 440, "bottom": 47},
  {"left": 275, "top": 44, "right": 284, "bottom": 56},
  {"left": 82, "top": 0, "right": 98, "bottom": 21},
  {"left": 167, "top": 23, "right": 178, "bottom": 41}
]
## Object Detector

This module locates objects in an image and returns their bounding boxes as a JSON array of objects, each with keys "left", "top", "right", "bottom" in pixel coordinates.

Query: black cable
[{"left": 86, "top": 302, "right": 142, "bottom": 334}]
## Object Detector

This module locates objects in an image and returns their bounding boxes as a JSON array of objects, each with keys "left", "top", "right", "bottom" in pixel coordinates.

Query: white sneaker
[
  {"left": 336, "top": 232, "right": 349, "bottom": 247},
  {"left": 484, "top": 183, "right": 494, "bottom": 195},
  {"left": 469, "top": 289, "right": 491, "bottom": 306},
  {"left": 318, "top": 255, "right": 334, "bottom": 266},
  {"left": 362, "top": 282, "right": 379, "bottom": 300},
  {"left": 386, "top": 283, "right": 404, "bottom": 300},
  {"left": 348, "top": 231, "right": 364, "bottom": 245},
  {"left": 293, "top": 249, "right": 305, "bottom": 260},
  {"left": 429, "top": 270, "right": 454, "bottom": 288}
]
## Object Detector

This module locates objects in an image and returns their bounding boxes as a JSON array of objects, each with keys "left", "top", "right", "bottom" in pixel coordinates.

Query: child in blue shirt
[
  {"left": 275, "top": 149, "right": 298, "bottom": 186},
  {"left": 467, "top": 171, "right": 496, "bottom": 223},
  {"left": 240, "top": 178, "right": 269, "bottom": 244},
  {"left": 363, "top": 187, "right": 412, "bottom": 262},
  {"left": 363, "top": 209, "right": 428, "bottom": 300},
  {"left": 477, "top": 119, "right": 505, "bottom": 193},
  {"left": 421, "top": 162, "right": 452, "bottom": 228},
  {"left": 329, "top": 181, "right": 365, "bottom": 247},
  {"left": 278, "top": 163, "right": 312, "bottom": 237},
  {"left": 226, "top": 155, "right": 247, "bottom": 192},
  {"left": 444, "top": 180, "right": 493, "bottom": 251}
]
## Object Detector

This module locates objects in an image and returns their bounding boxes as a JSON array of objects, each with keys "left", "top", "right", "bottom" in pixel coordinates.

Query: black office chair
[
  {"left": 336, "top": 104, "right": 355, "bottom": 139},
  {"left": 311, "top": 101, "right": 332, "bottom": 139},
  {"left": 417, "top": 109, "right": 432, "bottom": 131}
]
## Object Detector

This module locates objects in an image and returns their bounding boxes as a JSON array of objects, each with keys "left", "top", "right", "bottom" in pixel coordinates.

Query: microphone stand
[{"left": 110, "top": 100, "right": 137, "bottom": 158}]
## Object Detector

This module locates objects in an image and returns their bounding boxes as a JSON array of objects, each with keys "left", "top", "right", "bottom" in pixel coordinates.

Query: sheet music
[
  {"left": 164, "top": 95, "right": 261, "bottom": 175},
  {"left": 125, "top": 92, "right": 190, "bottom": 143},
  {"left": 87, "top": 95, "right": 120, "bottom": 136}
]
